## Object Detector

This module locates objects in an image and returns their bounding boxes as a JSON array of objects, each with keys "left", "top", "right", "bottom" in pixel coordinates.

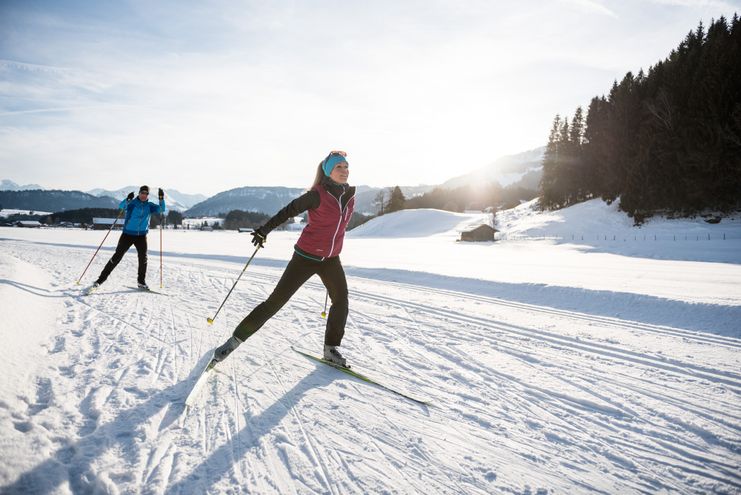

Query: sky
[{"left": 1, "top": 0, "right": 739, "bottom": 195}]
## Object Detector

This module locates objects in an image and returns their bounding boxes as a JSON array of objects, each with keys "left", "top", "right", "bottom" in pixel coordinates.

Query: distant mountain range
[
  {"left": 0, "top": 147, "right": 545, "bottom": 216},
  {"left": 0, "top": 179, "right": 43, "bottom": 191},
  {"left": 0, "top": 190, "right": 118, "bottom": 212},
  {"left": 442, "top": 147, "right": 545, "bottom": 191},
  {"left": 184, "top": 187, "right": 305, "bottom": 217},
  {"left": 87, "top": 187, "right": 207, "bottom": 212}
]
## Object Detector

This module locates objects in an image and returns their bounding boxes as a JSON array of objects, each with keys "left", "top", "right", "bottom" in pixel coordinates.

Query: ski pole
[
  {"left": 76, "top": 208, "right": 124, "bottom": 285},
  {"left": 207, "top": 245, "right": 262, "bottom": 324},
  {"left": 159, "top": 212, "right": 164, "bottom": 288},
  {"left": 321, "top": 291, "right": 328, "bottom": 318}
]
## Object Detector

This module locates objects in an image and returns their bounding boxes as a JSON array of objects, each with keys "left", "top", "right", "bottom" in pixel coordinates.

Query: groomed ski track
[{"left": 1, "top": 235, "right": 739, "bottom": 494}]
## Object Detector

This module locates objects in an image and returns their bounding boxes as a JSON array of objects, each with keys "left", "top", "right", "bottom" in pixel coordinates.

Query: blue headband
[{"left": 322, "top": 154, "right": 347, "bottom": 177}]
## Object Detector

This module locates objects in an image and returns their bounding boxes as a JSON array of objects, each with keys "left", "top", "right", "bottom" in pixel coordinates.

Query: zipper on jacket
[{"left": 328, "top": 190, "right": 346, "bottom": 257}]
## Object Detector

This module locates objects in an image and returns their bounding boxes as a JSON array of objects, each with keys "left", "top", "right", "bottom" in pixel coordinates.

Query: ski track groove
[
  {"left": 354, "top": 289, "right": 741, "bottom": 387},
  {"left": 351, "top": 274, "right": 741, "bottom": 346},
  {"left": 265, "top": 357, "right": 337, "bottom": 495},
  {"left": 358, "top": 382, "right": 471, "bottom": 494}
]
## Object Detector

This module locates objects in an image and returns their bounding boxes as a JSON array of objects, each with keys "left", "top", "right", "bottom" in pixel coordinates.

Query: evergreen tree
[
  {"left": 385, "top": 186, "right": 407, "bottom": 213},
  {"left": 539, "top": 115, "right": 563, "bottom": 209},
  {"left": 223, "top": 210, "right": 270, "bottom": 230},
  {"left": 167, "top": 210, "right": 184, "bottom": 228}
]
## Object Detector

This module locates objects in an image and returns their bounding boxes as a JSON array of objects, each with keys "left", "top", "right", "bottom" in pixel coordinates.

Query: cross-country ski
[
  {"left": 292, "top": 347, "right": 431, "bottom": 406},
  {"left": 184, "top": 355, "right": 219, "bottom": 408}
]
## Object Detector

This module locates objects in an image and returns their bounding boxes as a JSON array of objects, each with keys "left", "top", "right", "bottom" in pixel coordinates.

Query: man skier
[{"left": 91, "top": 185, "right": 166, "bottom": 290}]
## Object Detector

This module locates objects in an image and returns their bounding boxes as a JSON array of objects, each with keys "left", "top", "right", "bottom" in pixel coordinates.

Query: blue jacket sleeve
[
  {"left": 119, "top": 198, "right": 128, "bottom": 209},
  {"left": 150, "top": 199, "right": 166, "bottom": 214}
]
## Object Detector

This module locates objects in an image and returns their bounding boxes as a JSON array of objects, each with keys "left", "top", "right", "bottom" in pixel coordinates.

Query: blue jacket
[{"left": 119, "top": 197, "right": 166, "bottom": 236}]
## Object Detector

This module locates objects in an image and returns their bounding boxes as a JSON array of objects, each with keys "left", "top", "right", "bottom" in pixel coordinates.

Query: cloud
[{"left": 561, "top": 0, "right": 619, "bottom": 17}]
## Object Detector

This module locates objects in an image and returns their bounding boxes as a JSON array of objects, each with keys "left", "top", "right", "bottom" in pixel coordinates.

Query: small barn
[
  {"left": 460, "top": 224, "right": 497, "bottom": 242},
  {"left": 92, "top": 218, "right": 123, "bottom": 230}
]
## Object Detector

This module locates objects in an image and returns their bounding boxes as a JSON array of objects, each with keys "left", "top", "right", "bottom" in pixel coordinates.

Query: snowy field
[
  {"left": 0, "top": 209, "right": 52, "bottom": 218},
  {"left": 0, "top": 200, "right": 739, "bottom": 494}
]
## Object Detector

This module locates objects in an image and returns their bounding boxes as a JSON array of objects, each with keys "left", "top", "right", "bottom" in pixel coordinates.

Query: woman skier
[
  {"left": 211, "top": 150, "right": 355, "bottom": 367},
  {"left": 92, "top": 185, "right": 166, "bottom": 290}
]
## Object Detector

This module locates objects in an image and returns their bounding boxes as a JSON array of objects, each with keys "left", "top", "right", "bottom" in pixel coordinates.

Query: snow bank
[
  {"left": 0, "top": 209, "right": 52, "bottom": 218},
  {"left": 499, "top": 198, "right": 741, "bottom": 240},
  {"left": 348, "top": 208, "right": 491, "bottom": 238},
  {"left": 0, "top": 253, "right": 65, "bottom": 489}
]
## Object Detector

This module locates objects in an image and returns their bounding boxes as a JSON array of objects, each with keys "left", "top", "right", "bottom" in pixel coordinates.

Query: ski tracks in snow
[{"left": 0, "top": 237, "right": 739, "bottom": 494}]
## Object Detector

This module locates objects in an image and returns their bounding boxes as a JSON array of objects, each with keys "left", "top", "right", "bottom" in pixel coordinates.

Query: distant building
[
  {"left": 92, "top": 218, "right": 123, "bottom": 230},
  {"left": 460, "top": 224, "right": 497, "bottom": 242},
  {"left": 200, "top": 225, "right": 213, "bottom": 231},
  {"left": 16, "top": 220, "right": 42, "bottom": 228}
]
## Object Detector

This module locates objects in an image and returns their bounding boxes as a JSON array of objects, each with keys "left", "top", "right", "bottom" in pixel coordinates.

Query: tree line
[
  {"left": 363, "top": 183, "right": 536, "bottom": 226},
  {"left": 540, "top": 16, "right": 741, "bottom": 223}
]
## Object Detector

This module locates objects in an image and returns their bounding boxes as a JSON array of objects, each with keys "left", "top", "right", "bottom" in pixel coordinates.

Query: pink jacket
[{"left": 296, "top": 185, "right": 355, "bottom": 260}]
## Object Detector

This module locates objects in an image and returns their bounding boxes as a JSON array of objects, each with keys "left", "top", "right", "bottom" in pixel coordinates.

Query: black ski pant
[
  {"left": 96, "top": 233, "right": 148, "bottom": 285},
  {"left": 233, "top": 252, "right": 348, "bottom": 346}
]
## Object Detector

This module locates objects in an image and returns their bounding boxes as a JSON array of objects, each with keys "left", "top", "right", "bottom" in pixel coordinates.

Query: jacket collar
[{"left": 320, "top": 176, "right": 355, "bottom": 199}]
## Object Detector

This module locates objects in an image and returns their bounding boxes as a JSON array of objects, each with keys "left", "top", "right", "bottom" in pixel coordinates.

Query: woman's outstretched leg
[{"left": 213, "top": 253, "right": 317, "bottom": 363}]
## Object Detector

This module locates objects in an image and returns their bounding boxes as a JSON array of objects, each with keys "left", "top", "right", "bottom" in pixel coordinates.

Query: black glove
[
  {"left": 251, "top": 228, "right": 266, "bottom": 248},
  {"left": 158, "top": 188, "right": 164, "bottom": 200},
  {"left": 126, "top": 192, "right": 135, "bottom": 201}
]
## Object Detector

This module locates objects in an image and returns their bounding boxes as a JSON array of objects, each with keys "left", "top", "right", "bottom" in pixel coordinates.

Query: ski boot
[
  {"left": 212, "top": 336, "right": 243, "bottom": 365},
  {"left": 85, "top": 281, "right": 101, "bottom": 295},
  {"left": 323, "top": 345, "right": 347, "bottom": 367},
  {"left": 137, "top": 282, "right": 149, "bottom": 290}
]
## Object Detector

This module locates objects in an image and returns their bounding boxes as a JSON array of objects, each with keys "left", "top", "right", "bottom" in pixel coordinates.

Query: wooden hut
[{"left": 460, "top": 224, "right": 497, "bottom": 242}]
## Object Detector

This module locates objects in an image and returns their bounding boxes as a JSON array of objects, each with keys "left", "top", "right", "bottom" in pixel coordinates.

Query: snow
[
  {"left": 0, "top": 198, "right": 739, "bottom": 494},
  {"left": 0, "top": 209, "right": 52, "bottom": 218},
  {"left": 349, "top": 208, "right": 491, "bottom": 238}
]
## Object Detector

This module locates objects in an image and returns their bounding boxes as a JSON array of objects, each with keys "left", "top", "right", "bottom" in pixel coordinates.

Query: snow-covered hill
[
  {"left": 349, "top": 208, "right": 491, "bottom": 238},
  {"left": 496, "top": 198, "right": 741, "bottom": 262},
  {"left": 442, "top": 147, "right": 544, "bottom": 190},
  {"left": 0, "top": 198, "right": 739, "bottom": 493}
]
